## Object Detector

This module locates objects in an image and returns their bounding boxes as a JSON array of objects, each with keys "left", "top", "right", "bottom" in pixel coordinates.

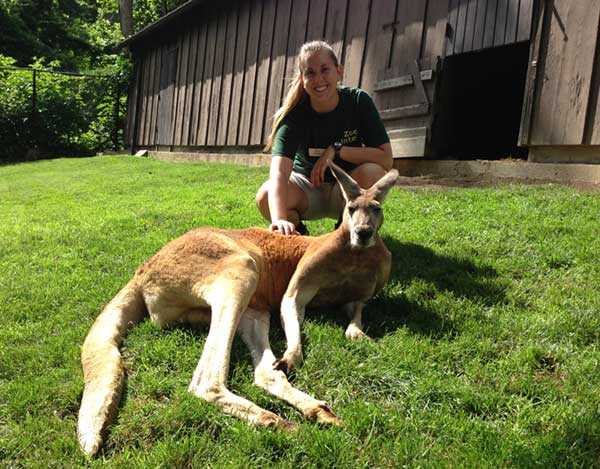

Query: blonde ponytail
[{"left": 264, "top": 74, "right": 306, "bottom": 152}]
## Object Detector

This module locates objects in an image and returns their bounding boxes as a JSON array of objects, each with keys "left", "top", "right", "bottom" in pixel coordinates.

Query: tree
[{"left": 119, "top": 0, "right": 134, "bottom": 38}]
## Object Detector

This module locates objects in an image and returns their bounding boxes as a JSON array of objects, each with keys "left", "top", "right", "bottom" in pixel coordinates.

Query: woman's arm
[
  {"left": 311, "top": 143, "right": 393, "bottom": 187},
  {"left": 268, "top": 156, "right": 297, "bottom": 235},
  {"left": 339, "top": 143, "right": 393, "bottom": 170}
]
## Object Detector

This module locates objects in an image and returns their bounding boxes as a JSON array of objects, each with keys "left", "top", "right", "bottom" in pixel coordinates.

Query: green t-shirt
[{"left": 272, "top": 86, "right": 390, "bottom": 181}]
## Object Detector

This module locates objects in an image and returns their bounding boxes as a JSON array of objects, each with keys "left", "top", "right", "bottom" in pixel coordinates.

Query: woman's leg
[{"left": 349, "top": 162, "right": 387, "bottom": 188}]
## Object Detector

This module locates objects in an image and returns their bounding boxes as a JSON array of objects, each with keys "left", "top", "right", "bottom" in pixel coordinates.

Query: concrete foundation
[{"left": 146, "top": 151, "right": 600, "bottom": 189}]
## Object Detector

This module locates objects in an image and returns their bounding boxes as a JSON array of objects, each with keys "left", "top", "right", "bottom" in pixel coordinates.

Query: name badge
[{"left": 308, "top": 148, "right": 324, "bottom": 158}]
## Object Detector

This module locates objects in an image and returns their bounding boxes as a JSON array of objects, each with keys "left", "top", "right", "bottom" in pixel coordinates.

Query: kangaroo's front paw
[
  {"left": 257, "top": 410, "right": 299, "bottom": 430},
  {"left": 305, "top": 403, "right": 344, "bottom": 426},
  {"left": 273, "top": 357, "right": 294, "bottom": 376},
  {"left": 274, "top": 351, "right": 302, "bottom": 375},
  {"left": 345, "top": 324, "right": 370, "bottom": 340}
]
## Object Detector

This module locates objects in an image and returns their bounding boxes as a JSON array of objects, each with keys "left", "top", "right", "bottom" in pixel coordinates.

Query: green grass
[{"left": 1, "top": 156, "right": 599, "bottom": 467}]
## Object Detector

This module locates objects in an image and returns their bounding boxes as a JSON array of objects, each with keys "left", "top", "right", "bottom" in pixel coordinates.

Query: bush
[{"left": 0, "top": 54, "right": 131, "bottom": 163}]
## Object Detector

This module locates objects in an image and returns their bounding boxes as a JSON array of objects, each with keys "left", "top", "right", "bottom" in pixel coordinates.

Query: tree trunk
[{"left": 119, "top": 0, "right": 134, "bottom": 38}]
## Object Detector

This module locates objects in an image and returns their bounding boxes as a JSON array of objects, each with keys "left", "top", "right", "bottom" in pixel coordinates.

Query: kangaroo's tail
[{"left": 77, "top": 279, "right": 146, "bottom": 456}]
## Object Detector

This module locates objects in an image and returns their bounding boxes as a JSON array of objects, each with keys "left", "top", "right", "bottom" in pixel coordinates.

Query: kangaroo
[{"left": 77, "top": 161, "right": 399, "bottom": 456}]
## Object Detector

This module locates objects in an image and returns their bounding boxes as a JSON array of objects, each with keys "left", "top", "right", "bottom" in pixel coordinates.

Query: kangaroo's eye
[{"left": 347, "top": 205, "right": 357, "bottom": 215}]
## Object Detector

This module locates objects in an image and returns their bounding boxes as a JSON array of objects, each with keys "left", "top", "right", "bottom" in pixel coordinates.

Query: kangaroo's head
[{"left": 329, "top": 161, "right": 399, "bottom": 249}]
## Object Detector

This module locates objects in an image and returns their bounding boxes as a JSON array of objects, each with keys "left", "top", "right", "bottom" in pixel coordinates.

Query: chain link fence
[{"left": 0, "top": 66, "right": 128, "bottom": 163}]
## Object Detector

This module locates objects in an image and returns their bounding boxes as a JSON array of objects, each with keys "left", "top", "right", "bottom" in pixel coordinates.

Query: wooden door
[{"left": 370, "top": 0, "right": 450, "bottom": 157}]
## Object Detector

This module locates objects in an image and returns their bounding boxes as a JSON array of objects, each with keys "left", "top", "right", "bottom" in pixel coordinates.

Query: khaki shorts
[{"left": 290, "top": 172, "right": 344, "bottom": 220}]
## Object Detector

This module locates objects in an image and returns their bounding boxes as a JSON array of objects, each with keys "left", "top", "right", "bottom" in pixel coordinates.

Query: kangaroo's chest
[{"left": 309, "top": 262, "right": 385, "bottom": 307}]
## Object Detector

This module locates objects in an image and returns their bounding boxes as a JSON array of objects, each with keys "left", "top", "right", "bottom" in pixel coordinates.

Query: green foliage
[
  {"left": 0, "top": 0, "right": 119, "bottom": 70},
  {"left": 0, "top": 54, "right": 131, "bottom": 162},
  {"left": 1, "top": 157, "right": 600, "bottom": 466},
  {"left": 133, "top": 0, "right": 189, "bottom": 33},
  {"left": 0, "top": 0, "right": 187, "bottom": 162}
]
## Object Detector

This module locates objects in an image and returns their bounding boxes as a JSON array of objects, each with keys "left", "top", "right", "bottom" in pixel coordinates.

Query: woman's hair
[{"left": 264, "top": 40, "right": 339, "bottom": 152}]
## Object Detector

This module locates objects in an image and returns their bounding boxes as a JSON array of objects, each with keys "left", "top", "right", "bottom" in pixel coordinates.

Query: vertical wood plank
[
  {"left": 422, "top": 0, "right": 451, "bottom": 60},
  {"left": 494, "top": 0, "right": 508, "bottom": 46},
  {"left": 483, "top": 0, "right": 497, "bottom": 49},
  {"left": 190, "top": 24, "right": 208, "bottom": 146},
  {"left": 342, "top": 0, "right": 370, "bottom": 88},
  {"left": 173, "top": 31, "right": 190, "bottom": 146},
  {"left": 238, "top": 0, "right": 263, "bottom": 146},
  {"left": 170, "top": 35, "right": 183, "bottom": 146},
  {"left": 251, "top": 0, "right": 276, "bottom": 145},
  {"left": 137, "top": 52, "right": 151, "bottom": 145},
  {"left": 517, "top": 0, "right": 533, "bottom": 42},
  {"left": 324, "top": 0, "right": 348, "bottom": 59},
  {"left": 281, "top": 0, "right": 310, "bottom": 106},
  {"left": 504, "top": 0, "right": 519, "bottom": 44},
  {"left": 589, "top": 40, "right": 600, "bottom": 144},
  {"left": 158, "top": 45, "right": 177, "bottom": 145},
  {"left": 454, "top": 0, "right": 469, "bottom": 54},
  {"left": 518, "top": 0, "right": 545, "bottom": 145},
  {"left": 463, "top": 0, "right": 479, "bottom": 52},
  {"left": 145, "top": 48, "right": 159, "bottom": 145},
  {"left": 446, "top": 0, "right": 459, "bottom": 56},
  {"left": 148, "top": 46, "right": 162, "bottom": 146},
  {"left": 264, "top": 0, "right": 292, "bottom": 142},
  {"left": 124, "top": 59, "right": 139, "bottom": 148},
  {"left": 217, "top": 6, "right": 239, "bottom": 146},
  {"left": 228, "top": 1, "right": 251, "bottom": 145},
  {"left": 207, "top": 9, "right": 227, "bottom": 146},
  {"left": 182, "top": 25, "right": 199, "bottom": 146},
  {"left": 306, "top": 0, "right": 327, "bottom": 41},
  {"left": 360, "top": 0, "right": 396, "bottom": 92},
  {"left": 588, "top": 12, "right": 600, "bottom": 144},
  {"left": 197, "top": 11, "right": 218, "bottom": 146},
  {"left": 392, "top": 0, "right": 427, "bottom": 65},
  {"left": 472, "top": 0, "right": 488, "bottom": 50}
]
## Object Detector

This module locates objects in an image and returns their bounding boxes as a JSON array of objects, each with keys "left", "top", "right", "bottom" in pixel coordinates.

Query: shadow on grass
[{"left": 303, "top": 236, "right": 507, "bottom": 341}]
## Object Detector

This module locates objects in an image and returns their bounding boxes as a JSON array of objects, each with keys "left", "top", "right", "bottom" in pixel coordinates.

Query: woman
[{"left": 256, "top": 40, "right": 393, "bottom": 235}]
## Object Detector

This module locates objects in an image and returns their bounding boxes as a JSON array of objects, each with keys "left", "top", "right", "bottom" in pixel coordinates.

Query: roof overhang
[{"left": 118, "top": 0, "right": 207, "bottom": 50}]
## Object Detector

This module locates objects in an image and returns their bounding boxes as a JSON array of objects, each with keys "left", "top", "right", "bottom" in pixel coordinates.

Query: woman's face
[{"left": 301, "top": 51, "right": 343, "bottom": 111}]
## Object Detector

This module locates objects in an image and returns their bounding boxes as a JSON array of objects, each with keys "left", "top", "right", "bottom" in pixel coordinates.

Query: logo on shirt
[{"left": 342, "top": 129, "right": 358, "bottom": 145}]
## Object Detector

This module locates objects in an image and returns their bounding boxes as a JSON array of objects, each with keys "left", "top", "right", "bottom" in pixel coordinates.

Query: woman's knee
[
  {"left": 350, "top": 163, "right": 386, "bottom": 188},
  {"left": 255, "top": 181, "right": 270, "bottom": 212}
]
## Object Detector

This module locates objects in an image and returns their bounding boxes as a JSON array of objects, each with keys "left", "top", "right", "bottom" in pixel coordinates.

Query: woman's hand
[
  {"left": 310, "top": 145, "right": 335, "bottom": 187},
  {"left": 269, "top": 219, "right": 299, "bottom": 236}
]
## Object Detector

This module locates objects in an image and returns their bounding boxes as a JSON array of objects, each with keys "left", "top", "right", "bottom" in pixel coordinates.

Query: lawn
[{"left": 1, "top": 156, "right": 599, "bottom": 468}]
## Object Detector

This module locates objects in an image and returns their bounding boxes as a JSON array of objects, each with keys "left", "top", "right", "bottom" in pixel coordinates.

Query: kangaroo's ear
[
  {"left": 328, "top": 160, "right": 361, "bottom": 201},
  {"left": 370, "top": 169, "right": 399, "bottom": 203}
]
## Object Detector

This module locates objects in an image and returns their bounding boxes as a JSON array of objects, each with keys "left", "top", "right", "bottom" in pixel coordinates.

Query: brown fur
[{"left": 77, "top": 162, "right": 398, "bottom": 456}]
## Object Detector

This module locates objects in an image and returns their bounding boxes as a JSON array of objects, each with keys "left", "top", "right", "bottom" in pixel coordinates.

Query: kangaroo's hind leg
[
  {"left": 238, "top": 308, "right": 343, "bottom": 426},
  {"left": 187, "top": 256, "right": 293, "bottom": 429}
]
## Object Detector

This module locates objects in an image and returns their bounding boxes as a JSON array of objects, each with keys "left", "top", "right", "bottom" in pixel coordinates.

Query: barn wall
[{"left": 128, "top": 0, "right": 452, "bottom": 151}]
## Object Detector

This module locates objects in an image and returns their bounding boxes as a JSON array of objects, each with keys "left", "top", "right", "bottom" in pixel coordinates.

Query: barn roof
[{"left": 119, "top": 0, "right": 207, "bottom": 49}]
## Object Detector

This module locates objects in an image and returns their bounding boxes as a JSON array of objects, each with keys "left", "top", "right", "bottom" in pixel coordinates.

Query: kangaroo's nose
[{"left": 357, "top": 226, "right": 374, "bottom": 243}]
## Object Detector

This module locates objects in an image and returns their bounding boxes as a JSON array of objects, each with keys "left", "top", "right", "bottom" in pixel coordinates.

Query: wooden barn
[{"left": 121, "top": 0, "right": 600, "bottom": 165}]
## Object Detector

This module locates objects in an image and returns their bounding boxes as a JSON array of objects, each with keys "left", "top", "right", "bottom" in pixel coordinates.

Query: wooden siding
[
  {"left": 126, "top": 0, "right": 535, "bottom": 151},
  {"left": 523, "top": 0, "right": 600, "bottom": 146},
  {"left": 446, "top": 0, "right": 534, "bottom": 55},
  {"left": 128, "top": 0, "right": 450, "bottom": 150}
]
